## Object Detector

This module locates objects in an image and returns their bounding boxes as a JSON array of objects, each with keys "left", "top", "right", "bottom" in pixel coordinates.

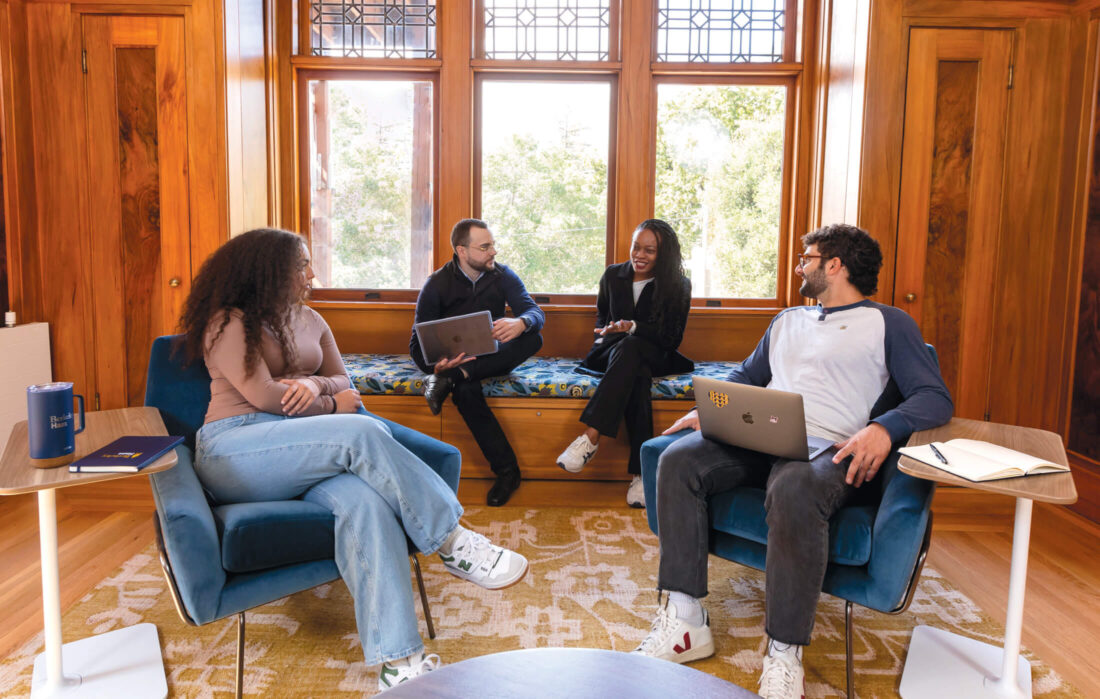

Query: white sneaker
[
  {"left": 626, "top": 475, "right": 646, "bottom": 508},
  {"left": 758, "top": 647, "right": 806, "bottom": 699},
  {"left": 440, "top": 529, "right": 528, "bottom": 589},
  {"left": 377, "top": 650, "right": 441, "bottom": 691},
  {"left": 557, "top": 434, "right": 598, "bottom": 473},
  {"left": 632, "top": 599, "right": 714, "bottom": 664}
]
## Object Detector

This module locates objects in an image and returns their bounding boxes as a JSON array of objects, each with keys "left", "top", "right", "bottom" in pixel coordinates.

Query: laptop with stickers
[{"left": 693, "top": 376, "right": 833, "bottom": 461}]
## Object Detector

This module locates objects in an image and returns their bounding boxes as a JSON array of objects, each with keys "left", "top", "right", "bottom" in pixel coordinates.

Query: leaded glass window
[
  {"left": 481, "top": 1, "right": 612, "bottom": 61},
  {"left": 310, "top": 0, "right": 436, "bottom": 58},
  {"left": 657, "top": 0, "right": 786, "bottom": 63}
]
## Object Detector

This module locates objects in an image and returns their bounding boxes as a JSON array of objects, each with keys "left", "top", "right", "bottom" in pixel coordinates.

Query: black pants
[
  {"left": 579, "top": 335, "right": 668, "bottom": 475},
  {"left": 449, "top": 331, "right": 542, "bottom": 476},
  {"left": 655, "top": 430, "right": 856, "bottom": 645}
]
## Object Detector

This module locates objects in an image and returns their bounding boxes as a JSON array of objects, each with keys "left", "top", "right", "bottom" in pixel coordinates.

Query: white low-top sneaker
[
  {"left": 626, "top": 475, "right": 646, "bottom": 508},
  {"left": 632, "top": 601, "right": 714, "bottom": 664},
  {"left": 557, "top": 434, "right": 598, "bottom": 473},
  {"left": 377, "top": 650, "right": 441, "bottom": 691},
  {"left": 758, "top": 649, "right": 806, "bottom": 699},
  {"left": 440, "top": 529, "right": 529, "bottom": 589}
]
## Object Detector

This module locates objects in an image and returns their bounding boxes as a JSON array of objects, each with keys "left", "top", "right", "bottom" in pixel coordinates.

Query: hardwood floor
[{"left": 1, "top": 484, "right": 1097, "bottom": 696}]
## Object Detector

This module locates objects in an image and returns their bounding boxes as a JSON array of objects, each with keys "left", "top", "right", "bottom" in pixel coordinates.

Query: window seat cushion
[{"left": 342, "top": 353, "right": 741, "bottom": 400}]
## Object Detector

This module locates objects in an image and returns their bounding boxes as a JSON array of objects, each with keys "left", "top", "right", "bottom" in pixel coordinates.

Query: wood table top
[
  {"left": 381, "top": 647, "right": 759, "bottom": 698},
  {"left": 900, "top": 417, "right": 1077, "bottom": 504},
  {"left": 0, "top": 407, "right": 177, "bottom": 495}
]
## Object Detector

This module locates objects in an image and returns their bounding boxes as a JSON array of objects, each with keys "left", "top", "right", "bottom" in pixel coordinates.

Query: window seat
[
  {"left": 342, "top": 354, "right": 740, "bottom": 401},
  {"left": 343, "top": 354, "right": 740, "bottom": 482}
]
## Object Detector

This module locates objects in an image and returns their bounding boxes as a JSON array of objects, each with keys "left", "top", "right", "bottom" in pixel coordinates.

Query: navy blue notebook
[{"left": 69, "top": 435, "right": 184, "bottom": 473}]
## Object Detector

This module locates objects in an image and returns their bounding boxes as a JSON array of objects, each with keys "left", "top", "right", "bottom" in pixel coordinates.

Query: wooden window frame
[
  {"left": 651, "top": 72, "right": 799, "bottom": 310},
  {"left": 472, "top": 71, "right": 619, "bottom": 305},
  {"left": 296, "top": 67, "right": 441, "bottom": 302}
]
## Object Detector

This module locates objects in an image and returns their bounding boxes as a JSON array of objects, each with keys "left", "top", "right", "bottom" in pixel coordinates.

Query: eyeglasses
[
  {"left": 464, "top": 241, "right": 496, "bottom": 253},
  {"left": 797, "top": 253, "right": 827, "bottom": 268}
]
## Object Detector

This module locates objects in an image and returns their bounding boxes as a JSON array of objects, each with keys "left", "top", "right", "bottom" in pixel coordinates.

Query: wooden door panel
[
  {"left": 895, "top": 28, "right": 1013, "bottom": 420},
  {"left": 83, "top": 15, "right": 191, "bottom": 408}
]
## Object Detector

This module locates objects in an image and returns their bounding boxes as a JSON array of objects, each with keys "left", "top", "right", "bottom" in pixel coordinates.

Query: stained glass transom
[
  {"left": 657, "top": 0, "right": 785, "bottom": 63},
  {"left": 310, "top": 0, "right": 436, "bottom": 58},
  {"left": 482, "top": 1, "right": 611, "bottom": 61}
]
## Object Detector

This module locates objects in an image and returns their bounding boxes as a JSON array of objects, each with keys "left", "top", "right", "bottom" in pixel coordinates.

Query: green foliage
[
  {"left": 655, "top": 85, "right": 785, "bottom": 298},
  {"left": 481, "top": 129, "right": 607, "bottom": 294},
  {"left": 324, "top": 85, "right": 417, "bottom": 289}
]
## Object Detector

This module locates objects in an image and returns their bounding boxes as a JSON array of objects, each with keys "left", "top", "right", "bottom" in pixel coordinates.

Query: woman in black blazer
[{"left": 555, "top": 219, "right": 693, "bottom": 506}]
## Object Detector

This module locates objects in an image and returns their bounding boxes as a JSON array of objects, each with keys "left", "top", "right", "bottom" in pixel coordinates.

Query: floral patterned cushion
[{"left": 341, "top": 354, "right": 741, "bottom": 401}]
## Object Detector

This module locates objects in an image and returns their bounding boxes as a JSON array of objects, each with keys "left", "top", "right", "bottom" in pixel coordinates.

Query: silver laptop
[
  {"left": 414, "top": 310, "right": 499, "bottom": 365},
  {"left": 693, "top": 376, "right": 834, "bottom": 461}
]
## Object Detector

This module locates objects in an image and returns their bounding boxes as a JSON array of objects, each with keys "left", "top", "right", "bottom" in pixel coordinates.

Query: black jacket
[
  {"left": 581, "top": 261, "right": 694, "bottom": 377},
  {"left": 410, "top": 255, "right": 545, "bottom": 373}
]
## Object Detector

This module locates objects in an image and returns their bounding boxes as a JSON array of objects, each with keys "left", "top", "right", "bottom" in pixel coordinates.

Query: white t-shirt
[{"left": 632, "top": 278, "right": 653, "bottom": 305}]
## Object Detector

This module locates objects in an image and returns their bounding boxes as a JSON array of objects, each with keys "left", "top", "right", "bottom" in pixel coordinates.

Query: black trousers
[
  {"left": 449, "top": 331, "right": 542, "bottom": 476},
  {"left": 655, "top": 430, "right": 856, "bottom": 645},
  {"left": 579, "top": 335, "right": 668, "bottom": 475}
]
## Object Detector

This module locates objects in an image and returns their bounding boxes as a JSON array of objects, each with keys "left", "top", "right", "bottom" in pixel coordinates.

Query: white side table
[
  {"left": 0, "top": 407, "right": 178, "bottom": 698},
  {"left": 897, "top": 417, "right": 1076, "bottom": 699}
]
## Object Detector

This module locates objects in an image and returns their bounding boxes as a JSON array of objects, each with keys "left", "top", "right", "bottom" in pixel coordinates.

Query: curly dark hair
[
  {"left": 178, "top": 228, "right": 307, "bottom": 376},
  {"left": 801, "top": 224, "right": 883, "bottom": 296},
  {"left": 635, "top": 219, "right": 689, "bottom": 328}
]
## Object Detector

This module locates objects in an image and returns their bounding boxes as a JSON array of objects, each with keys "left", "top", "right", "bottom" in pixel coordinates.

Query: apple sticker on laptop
[{"left": 742, "top": 412, "right": 754, "bottom": 424}]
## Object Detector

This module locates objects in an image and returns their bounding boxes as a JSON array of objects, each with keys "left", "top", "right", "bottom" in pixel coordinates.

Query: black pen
[{"left": 929, "top": 443, "right": 949, "bottom": 465}]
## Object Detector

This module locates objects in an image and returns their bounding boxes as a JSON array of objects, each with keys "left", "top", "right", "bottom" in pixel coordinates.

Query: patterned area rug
[{"left": 0, "top": 507, "right": 1081, "bottom": 697}]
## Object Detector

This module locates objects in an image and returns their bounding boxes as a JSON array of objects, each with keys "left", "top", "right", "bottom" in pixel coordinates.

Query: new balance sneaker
[
  {"left": 632, "top": 599, "right": 714, "bottom": 664},
  {"left": 626, "top": 475, "right": 646, "bottom": 508},
  {"left": 557, "top": 434, "right": 598, "bottom": 473},
  {"left": 439, "top": 529, "right": 528, "bottom": 590},
  {"left": 377, "top": 650, "right": 441, "bottom": 691},
  {"left": 758, "top": 646, "right": 806, "bottom": 699}
]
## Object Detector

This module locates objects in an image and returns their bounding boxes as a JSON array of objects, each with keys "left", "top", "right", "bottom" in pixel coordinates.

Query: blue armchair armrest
[{"left": 149, "top": 445, "right": 225, "bottom": 625}]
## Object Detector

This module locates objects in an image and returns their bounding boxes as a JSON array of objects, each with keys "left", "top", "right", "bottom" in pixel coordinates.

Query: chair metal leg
[
  {"left": 236, "top": 612, "right": 245, "bottom": 699},
  {"left": 845, "top": 601, "right": 854, "bottom": 699},
  {"left": 411, "top": 554, "right": 436, "bottom": 639}
]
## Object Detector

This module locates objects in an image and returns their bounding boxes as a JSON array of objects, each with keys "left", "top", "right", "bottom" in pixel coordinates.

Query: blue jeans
[{"left": 194, "top": 412, "right": 463, "bottom": 665}]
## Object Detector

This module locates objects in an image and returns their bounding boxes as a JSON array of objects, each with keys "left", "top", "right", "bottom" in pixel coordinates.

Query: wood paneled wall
[{"left": 857, "top": 0, "right": 1099, "bottom": 518}]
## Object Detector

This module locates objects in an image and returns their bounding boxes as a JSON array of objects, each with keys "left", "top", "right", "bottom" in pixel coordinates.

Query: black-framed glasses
[{"left": 797, "top": 253, "right": 827, "bottom": 267}]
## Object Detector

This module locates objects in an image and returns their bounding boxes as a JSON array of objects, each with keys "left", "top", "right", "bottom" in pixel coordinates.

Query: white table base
[
  {"left": 900, "top": 625, "right": 1031, "bottom": 698},
  {"left": 31, "top": 624, "right": 167, "bottom": 698},
  {"left": 900, "top": 496, "right": 1035, "bottom": 698},
  {"left": 30, "top": 489, "right": 167, "bottom": 698}
]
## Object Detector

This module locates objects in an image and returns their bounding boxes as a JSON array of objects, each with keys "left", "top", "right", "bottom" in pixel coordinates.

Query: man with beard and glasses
[
  {"left": 632, "top": 224, "right": 952, "bottom": 699},
  {"left": 410, "top": 219, "right": 545, "bottom": 507}
]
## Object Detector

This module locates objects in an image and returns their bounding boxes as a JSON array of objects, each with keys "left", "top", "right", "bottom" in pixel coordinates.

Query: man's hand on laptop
[
  {"left": 833, "top": 423, "right": 892, "bottom": 487},
  {"left": 662, "top": 409, "right": 700, "bottom": 435},
  {"left": 434, "top": 353, "right": 476, "bottom": 374},
  {"left": 492, "top": 317, "right": 526, "bottom": 342}
]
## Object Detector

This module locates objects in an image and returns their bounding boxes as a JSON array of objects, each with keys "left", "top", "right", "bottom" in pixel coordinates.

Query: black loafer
[
  {"left": 487, "top": 470, "right": 521, "bottom": 507},
  {"left": 423, "top": 374, "right": 453, "bottom": 416}
]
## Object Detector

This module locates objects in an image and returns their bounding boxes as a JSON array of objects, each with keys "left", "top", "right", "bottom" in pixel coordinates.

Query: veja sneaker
[
  {"left": 758, "top": 648, "right": 806, "bottom": 699},
  {"left": 632, "top": 600, "right": 714, "bottom": 664},
  {"left": 440, "top": 529, "right": 529, "bottom": 590},
  {"left": 626, "top": 475, "right": 646, "bottom": 508},
  {"left": 557, "top": 434, "right": 598, "bottom": 473},
  {"left": 377, "top": 650, "right": 441, "bottom": 691}
]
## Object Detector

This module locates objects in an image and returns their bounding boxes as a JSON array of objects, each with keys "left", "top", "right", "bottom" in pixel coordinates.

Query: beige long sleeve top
[{"left": 202, "top": 306, "right": 352, "bottom": 424}]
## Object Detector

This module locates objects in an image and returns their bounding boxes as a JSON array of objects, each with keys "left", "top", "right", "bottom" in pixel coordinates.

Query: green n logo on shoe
[
  {"left": 380, "top": 664, "right": 401, "bottom": 687},
  {"left": 457, "top": 559, "right": 473, "bottom": 572}
]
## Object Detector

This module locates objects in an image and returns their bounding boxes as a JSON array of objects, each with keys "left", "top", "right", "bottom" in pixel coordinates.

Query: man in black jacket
[{"left": 410, "top": 219, "right": 545, "bottom": 506}]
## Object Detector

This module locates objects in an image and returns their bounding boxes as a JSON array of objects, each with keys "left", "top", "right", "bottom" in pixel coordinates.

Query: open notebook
[{"left": 899, "top": 438, "right": 1069, "bottom": 482}]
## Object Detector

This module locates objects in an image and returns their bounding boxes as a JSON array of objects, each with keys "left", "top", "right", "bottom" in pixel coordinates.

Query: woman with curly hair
[
  {"left": 180, "top": 228, "right": 528, "bottom": 690},
  {"left": 555, "top": 219, "right": 693, "bottom": 506}
]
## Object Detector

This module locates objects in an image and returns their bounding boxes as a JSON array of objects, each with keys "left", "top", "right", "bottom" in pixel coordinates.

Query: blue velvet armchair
[
  {"left": 639, "top": 355, "right": 939, "bottom": 698},
  {"left": 144, "top": 335, "right": 461, "bottom": 698}
]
